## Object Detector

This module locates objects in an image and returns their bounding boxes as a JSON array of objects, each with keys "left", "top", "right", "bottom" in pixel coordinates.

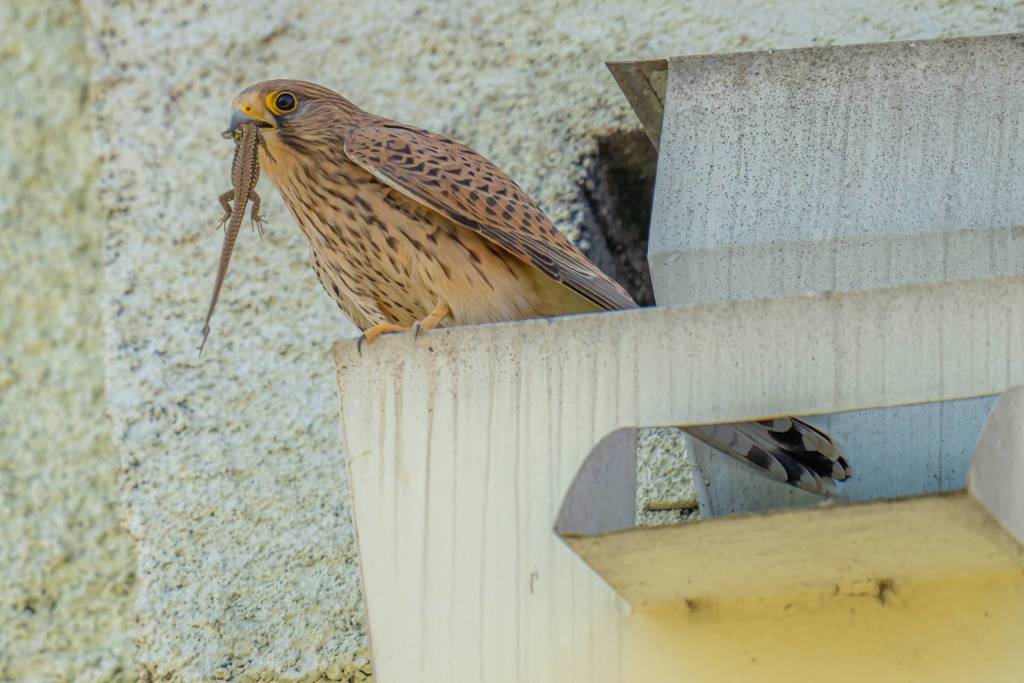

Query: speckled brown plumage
[
  {"left": 228, "top": 79, "right": 633, "bottom": 341},
  {"left": 225, "top": 79, "right": 852, "bottom": 495}
]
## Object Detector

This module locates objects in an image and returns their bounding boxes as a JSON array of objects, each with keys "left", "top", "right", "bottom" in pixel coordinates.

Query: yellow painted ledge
[
  {"left": 630, "top": 573, "right": 1024, "bottom": 683},
  {"left": 561, "top": 492, "right": 1024, "bottom": 607}
]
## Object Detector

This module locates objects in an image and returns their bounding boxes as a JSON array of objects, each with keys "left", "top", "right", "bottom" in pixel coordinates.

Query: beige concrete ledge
[{"left": 335, "top": 273, "right": 1024, "bottom": 682}]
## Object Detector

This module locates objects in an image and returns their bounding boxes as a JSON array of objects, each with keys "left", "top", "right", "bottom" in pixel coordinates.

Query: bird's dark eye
[
  {"left": 268, "top": 91, "right": 297, "bottom": 115},
  {"left": 275, "top": 93, "right": 296, "bottom": 111}
]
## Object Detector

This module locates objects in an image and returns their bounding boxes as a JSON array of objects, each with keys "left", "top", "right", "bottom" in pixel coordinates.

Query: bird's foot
[
  {"left": 357, "top": 323, "right": 411, "bottom": 355},
  {"left": 356, "top": 301, "right": 452, "bottom": 355},
  {"left": 413, "top": 301, "right": 452, "bottom": 339}
]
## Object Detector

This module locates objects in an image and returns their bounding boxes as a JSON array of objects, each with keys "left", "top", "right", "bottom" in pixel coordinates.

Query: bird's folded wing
[
  {"left": 344, "top": 123, "right": 636, "bottom": 311},
  {"left": 345, "top": 126, "right": 852, "bottom": 496}
]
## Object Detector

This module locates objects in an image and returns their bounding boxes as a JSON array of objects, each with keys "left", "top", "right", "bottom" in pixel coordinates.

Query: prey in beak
[
  {"left": 224, "top": 92, "right": 276, "bottom": 138},
  {"left": 201, "top": 120, "right": 270, "bottom": 354}
]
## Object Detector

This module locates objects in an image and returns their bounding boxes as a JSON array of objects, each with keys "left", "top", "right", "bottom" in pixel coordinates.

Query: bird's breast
[{"left": 264, "top": 155, "right": 581, "bottom": 328}]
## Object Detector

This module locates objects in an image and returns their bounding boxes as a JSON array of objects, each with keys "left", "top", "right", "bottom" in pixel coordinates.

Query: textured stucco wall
[
  {"left": 52, "top": 0, "right": 1024, "bottom": 681},
  {"left": 0, "top": 3, "right": 134, "bottom": 682}
]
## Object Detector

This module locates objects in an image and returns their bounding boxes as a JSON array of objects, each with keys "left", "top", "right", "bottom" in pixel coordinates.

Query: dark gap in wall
[{"left": 578, "top": 130, "right": 658, "bottom": 307}]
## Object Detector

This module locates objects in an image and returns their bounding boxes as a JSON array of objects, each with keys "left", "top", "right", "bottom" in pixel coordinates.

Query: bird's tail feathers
[{"left": 682, "top": 418, "right": 852, "bottom": 496}]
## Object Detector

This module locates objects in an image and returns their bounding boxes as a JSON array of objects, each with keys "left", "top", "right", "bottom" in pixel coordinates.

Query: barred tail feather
[{"left": 683, "top": 418, "right": 852, "bottom": 496}]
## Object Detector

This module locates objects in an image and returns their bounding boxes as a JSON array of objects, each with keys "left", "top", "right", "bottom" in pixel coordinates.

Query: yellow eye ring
[{"left": 266, "top": 91, "right": 297, "bottom": 115}]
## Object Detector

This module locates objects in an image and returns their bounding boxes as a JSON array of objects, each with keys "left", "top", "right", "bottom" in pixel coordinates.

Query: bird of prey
[{"left": 225, "top": 79, "right": 851, "bottom": 495}]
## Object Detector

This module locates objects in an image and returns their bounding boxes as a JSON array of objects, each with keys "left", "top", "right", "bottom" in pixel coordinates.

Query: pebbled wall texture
[
  {"left": 0, "top": 2, "right": 134, "bottom": 682},
  {"left": 3, "top": 1, "right": 1024, "bottom": 681}
]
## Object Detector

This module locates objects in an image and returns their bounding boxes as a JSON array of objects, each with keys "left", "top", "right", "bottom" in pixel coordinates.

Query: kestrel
[{"left": 225, "top": 79, "right": 851, "bottom": 495}]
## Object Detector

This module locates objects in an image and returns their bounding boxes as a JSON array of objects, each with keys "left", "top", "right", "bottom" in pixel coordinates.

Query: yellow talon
[
  {"left": 357, "top": 301, "right": 452, "bottom": 354},
  {"left": 357, "top": 323, "right": 411, "bottom": 355}
]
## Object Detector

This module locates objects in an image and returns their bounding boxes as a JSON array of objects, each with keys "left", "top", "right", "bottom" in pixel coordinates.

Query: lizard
[{"left": 198, "top": 120, "right": 272, "bottom": 355}]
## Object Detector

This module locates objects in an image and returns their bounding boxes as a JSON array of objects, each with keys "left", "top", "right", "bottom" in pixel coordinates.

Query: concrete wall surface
[
  {"left": 0, "top": 3, "right": 134, "bottom": 682},
  {"left": 4, "top": 0, "right": 1024, "bottom": 681}
]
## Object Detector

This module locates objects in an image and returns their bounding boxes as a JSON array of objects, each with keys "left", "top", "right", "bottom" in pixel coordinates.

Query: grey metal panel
[
  {"left": 606, "top": 59, "right": 667, "bottom": 150},
  {"left": 970, "top": 387, "right": 1024, "bottom": 545},
  {"left": 648, "top": 34, "right": 1024, "bottom": 307},
  {"left": 556, "top": 428, "right": 638, "bottom": 536}
]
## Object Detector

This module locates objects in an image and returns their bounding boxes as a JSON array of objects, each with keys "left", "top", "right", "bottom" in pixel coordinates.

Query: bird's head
[{"left": 227, "top": 79, "right": 366, "bottom": 160}]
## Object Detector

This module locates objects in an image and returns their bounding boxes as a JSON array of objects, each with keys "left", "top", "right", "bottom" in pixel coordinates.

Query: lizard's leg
[
  {"left": 248, "top": 189, "right": 266, "bottom": 238},
  {"left": 216, "top": 191, "right": 233, "bottom": 231}
]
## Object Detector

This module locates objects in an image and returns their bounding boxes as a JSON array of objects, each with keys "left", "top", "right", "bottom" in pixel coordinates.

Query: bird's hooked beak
[{"left": 225, "top": 92, "right": 275, "bottom": 138}]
